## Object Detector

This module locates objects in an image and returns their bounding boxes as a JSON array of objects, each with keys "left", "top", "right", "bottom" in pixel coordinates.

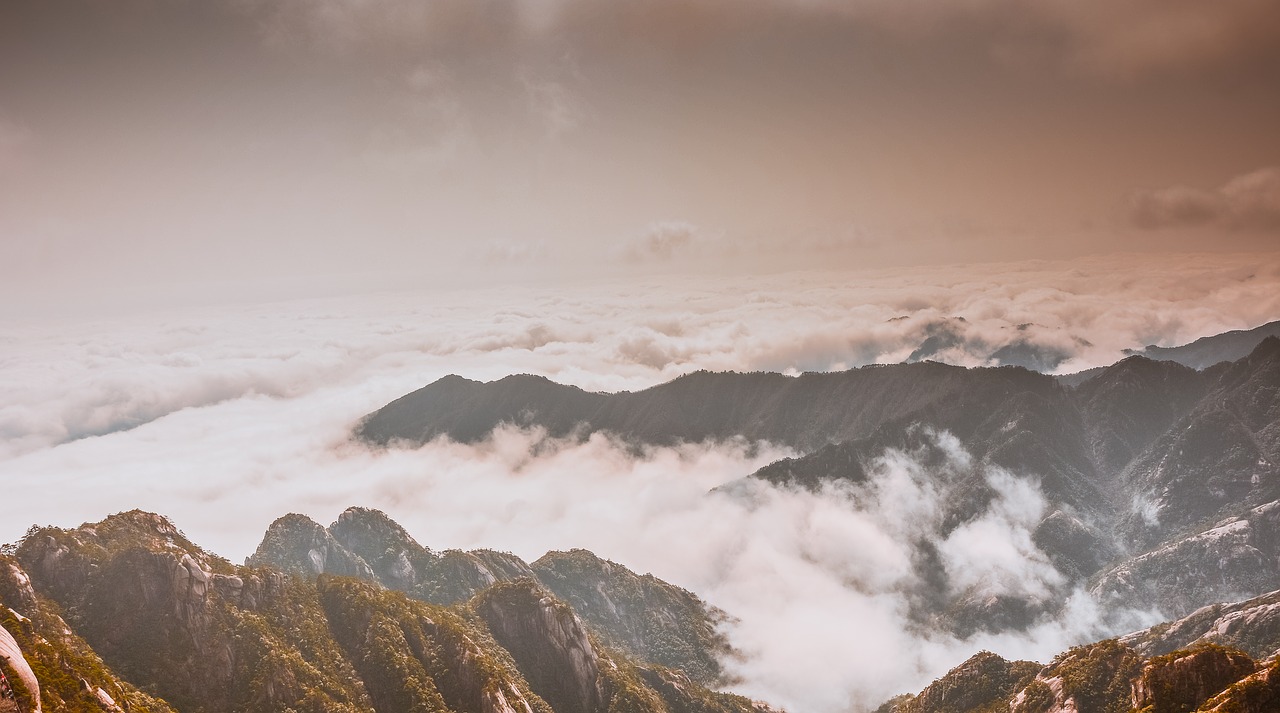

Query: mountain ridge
[{"left": 2, "top": 509, "right": 770, "bottom": 713}]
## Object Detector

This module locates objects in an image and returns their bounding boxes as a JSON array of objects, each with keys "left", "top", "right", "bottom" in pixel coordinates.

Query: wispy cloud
[
  {"left": 618, "top": 220, "right": 706, "bottom": 262},
  {"left": 1131, "top": 167, "right": 1280, "bottom": 232}
]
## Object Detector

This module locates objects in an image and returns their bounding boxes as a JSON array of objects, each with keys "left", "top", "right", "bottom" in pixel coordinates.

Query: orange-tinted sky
[{"left": 2, "top": 0, "right": 1279, "bottom": 312}]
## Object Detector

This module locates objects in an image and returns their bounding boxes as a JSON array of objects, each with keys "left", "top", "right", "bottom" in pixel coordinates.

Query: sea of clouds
[{"left": 2, "top": 253, "right": 1279, "bottom": 710}]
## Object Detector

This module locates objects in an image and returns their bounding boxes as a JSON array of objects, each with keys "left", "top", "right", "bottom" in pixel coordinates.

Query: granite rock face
[{"left": 475, "top": 579, "right": 605, "bottom": 713}]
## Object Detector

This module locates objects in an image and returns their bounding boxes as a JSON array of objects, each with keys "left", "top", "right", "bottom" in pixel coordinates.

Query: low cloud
[
  {"left": 0, "top": 406, "right": 1154, "bottom": 712},
  {"left": 481, "top": 239, "right": 551, "bottom": 264},
  {"left": 620, "top": 220, "right": 704, "bottom": 262},
  {"left": 1130, "top": 167, "right": 1280, "bottom": 232}
]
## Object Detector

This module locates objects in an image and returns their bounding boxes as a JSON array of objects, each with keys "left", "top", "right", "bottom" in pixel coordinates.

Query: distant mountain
[
  {"left": 1125, "top": 319, "right": 1280, "bottom": 370},
  {"left": 903, "top": 317, "right": 1088, "bottom": 372},
  {"left": 358, "top": 338, "right": 1280, "bottom": 635},
  {"left": 1, "top": 510, "right": 768, "bottom": 713}
]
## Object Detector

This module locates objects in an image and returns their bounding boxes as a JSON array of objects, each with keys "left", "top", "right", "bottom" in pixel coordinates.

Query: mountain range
[
  {"left": 358, "top": 335, "right": 1280, "bottom": 633},
  {"left": 4, "top": 323, "right": 1280, "bottom": 712},
  {"left": 4, "top": 506, "right": 1280, "bottom": 713},
  {"left": 0, "top": 508, "right": 763, "bottom": 713}
]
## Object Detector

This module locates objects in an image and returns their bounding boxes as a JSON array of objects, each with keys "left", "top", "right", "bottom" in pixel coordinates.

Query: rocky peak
[
  {"left": 245, "top": 513, "right": 373, "bottom": 580},
  {"left": 474, "top": 578, "right": 604, "bottom": 713},
  {"left": 328, "top": 507, "right": 437, "bottom": 591}
]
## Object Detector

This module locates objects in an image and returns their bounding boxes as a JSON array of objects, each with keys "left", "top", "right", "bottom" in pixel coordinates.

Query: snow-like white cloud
[{"left": 0, "top": 254, "right": 1269, "bottom": 711}]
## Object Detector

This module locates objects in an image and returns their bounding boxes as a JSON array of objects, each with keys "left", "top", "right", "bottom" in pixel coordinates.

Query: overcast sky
[{"left": 2, "top": 0, "right": 1279, "bottom": 315}]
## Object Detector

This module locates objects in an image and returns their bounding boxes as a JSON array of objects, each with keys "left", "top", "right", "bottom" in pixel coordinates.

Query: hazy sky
[{"left": 3, "top": 0, "right": 1279, "bottom": 314}]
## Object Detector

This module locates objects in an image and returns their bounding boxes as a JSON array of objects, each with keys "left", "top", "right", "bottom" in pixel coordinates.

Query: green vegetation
[{"left": 1131, "top": 643, "right": 1257, "bottom": 713}]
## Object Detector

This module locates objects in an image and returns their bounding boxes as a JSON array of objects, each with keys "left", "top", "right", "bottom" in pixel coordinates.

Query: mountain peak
[
  {"left": 93, "top": 509, "right": 182, "bottom": 538},
  {"left": 246, "top": 513, "right": 372, "bottom": 579}
]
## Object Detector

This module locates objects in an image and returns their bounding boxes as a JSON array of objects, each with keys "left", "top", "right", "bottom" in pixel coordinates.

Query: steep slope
[
  {"left": 247, "top": 512, "right": 376, "bottom": 579},
  {"left": 15, "top": 512, "right": 372, "bottom": 712},
  {"left": 473, "top": 579, "right": 766, "bottom": 713},
  {"left": 1, "top": 553, "right": 176, "bottom": 713},
  {"left": 1116, "top": 338, "right": 1280, "bottom": 551},
  {"left": 877, "top": 650, "right": 1040, "bottom": 713},
  {"left": 1092, "top": 501, "right": 1280, "bottom": 621},
  {"left": 317, "top": 576, "right": 553, "bottom": 713},
  {"left": 531, "top": 550, "right": 734, "bottom": 686},
  {"left": 0, "top": 617, "right": 40, "bottom": 713},
  {"left": 1121, "top": 588, "right": 1280, "bottom": 659}
]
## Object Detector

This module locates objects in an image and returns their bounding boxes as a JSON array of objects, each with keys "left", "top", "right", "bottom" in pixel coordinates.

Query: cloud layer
[
  {"left": 0, "top": 256, "right": 1274, "bottom": 708},
  {"left": 1131, "top": 167, "right": 1280, "bottom": 232}
]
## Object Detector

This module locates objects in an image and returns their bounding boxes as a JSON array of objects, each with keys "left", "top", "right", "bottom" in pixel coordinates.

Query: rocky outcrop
[
  {"left": 0, "top": 553, "right": 178, "bottom": 713},
  {"left": 425, "top": 549, "right": 538, "bottom": 605},
  {"left": 0, "top": 621, "right": 40, "bottom": 713},
  {"left": 1130, "top": 645, "right": 1255, "bottom": 713},
  {"left": 1198, "top": 657, "right": 1280, "bottom": 712},
  {"left": 888, "top": 639, "right": 1279, "bottom": 713},
  {"left": 475, "top": 579, "right": 604, "bottom": 713},
  {"left": 248, "top": 508, "right": 542, "bottom": 606}
]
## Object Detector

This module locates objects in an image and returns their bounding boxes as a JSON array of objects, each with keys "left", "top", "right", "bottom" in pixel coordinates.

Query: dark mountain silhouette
[{"left": 1125, "top": 319, "right": 1280, "bottom": 370}]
